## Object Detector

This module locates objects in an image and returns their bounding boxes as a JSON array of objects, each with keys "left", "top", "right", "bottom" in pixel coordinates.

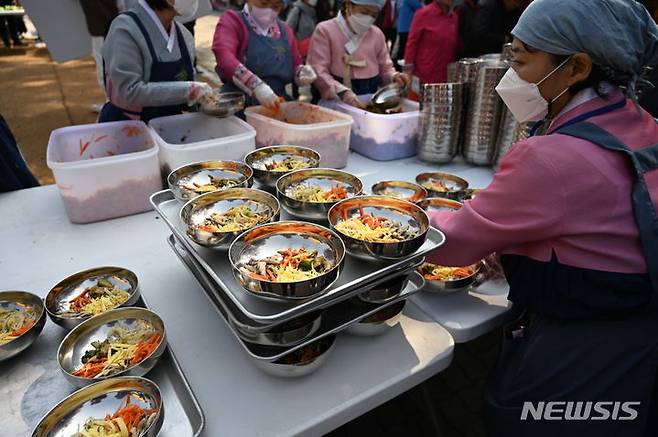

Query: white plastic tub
[
  {"left": 245, "top": 102, "right": 353, "bottom": 168},
  {"left": 149, "top": 113, "right": 256, "bottom": 174},
  {"left": 321, "top": 95, "right": 420, "bottom": 161},
  {"left": 47, "top": 120, "right": 162, "bottom": 224}
]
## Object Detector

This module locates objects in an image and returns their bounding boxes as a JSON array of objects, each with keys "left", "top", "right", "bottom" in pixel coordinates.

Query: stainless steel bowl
[
  {"left": 358, "top": 274, "right": 410, "bottom": 304},
  {"left": 244, "top": 145, "right": 321, "bottom": 189},
  {"left": 371, "top": 180, "right": 427, "bottom": 204},
  {"left": 32, "top": 376, "right": 164, "bottom": 437},
  {"left": 418, "top": 197, "right": 463, "bottom": 213},
  {"left": 46, "top": 267, "right": 140, "bottom": 331},
  {"left": 0, "top": 291, "right": 46, "bottom": 362},
  {"left": 346, "top": 300, "right": 406, "bottom": 336},
  {"left": 180, "top": 188, "right": 280, "bottom": 249},
  {"left": 327, "top": 196, "right": 430, "bottom": 260},
  {"left": 276, "top": 168, "right": 363, "bottom": 221},
  {"left": 253, "top": 335, "right": 336, "bottom": 378},
  {"left": 168, "top": 160, "right": 254, "bottom": 202},
  {"left": 420, "top": 262, "right": 482, "bottom": 295},
  {"left": 415, "top": 172, "right": 469, "bottom": 200},
  {"left": 370, "top": 83, "right": 406, "bottom": 111},
  {"left": 228, "top": 221, "right": 346, "bottom": 300},
  {"left": 58, "top": 307, "right": 167, "bottom": 388},
  {"left": 199, "top": 91, "right": 245, "bottom": 117},
  {"left": 232, "top": 311, "right": 322, "bottom": 347}
]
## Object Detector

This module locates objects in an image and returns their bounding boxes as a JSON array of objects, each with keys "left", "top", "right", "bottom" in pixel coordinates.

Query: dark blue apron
[
  {"left": 0, "top": 113, "right": 39, "bottom": 192},
  {"left": 98, "top": 11, "right": 194, "bottom": 123},
  {"left": 484, "top": 107, "right": 658, "bottom": 436},
  {"left": 332, "top": 74, "right": 382, "bottom": 96},
  {"left": 221, "top": 14, "right": 294, "bottom": 107}
]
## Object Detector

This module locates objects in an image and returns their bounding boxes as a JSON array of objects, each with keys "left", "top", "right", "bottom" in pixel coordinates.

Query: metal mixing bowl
[
  {"left": 420, "top": 262, "right": 482, "bottom": 295},
  {"left": 418, "top": 197, "right": 463, "bottom": 214},
  {"left": 229, "top": 221, "right": 346, "bottom": 300},
  {"left": 45, "top": 267, "right": 140, "bottom": 331},
  {"left": 32, "top": 376, "right": 163, "bottom": 437},
  {"left": 370, "top": 83, "right": 405, "bottom": 111},
  {"left": 371, "top": 180, "right": 427, "bottom": 204},
  {"left": 357, "top": 274, "right": 411, "bottom": 304},
  {"left": 0, "top": 291, "right": 47, "bottom": 362},
  {"left": 199, "top": 91, "right": 245, "bottom": 117},
  {"left": 276, "top": 168, "right": 363, "bottom": 221},
  {"left": 58, "top": 307, "right": 167, "bottom": 388},
  {"left": 327, "top": 196, "right": 429, "bottom": 260},
  {"left": 253, "top": 335, "right": 336, "bottom": 378},
  {"left": 180, "top": 188, "right": 280, "bottom": 249},
  {"left": 244, "top": 145, "right": 321, "bottom": 189},
  {"left": 232, "top": 311, "right": 322, "bottom": 347},
  {"left": 415, "top": 172, "right": 469, "bottom": 200},
  {"left": 346, "top": 300, "right": 406, "bottom": 336},
  {"left": 168, "top": 160, "right": 254, "bottom": 202}
]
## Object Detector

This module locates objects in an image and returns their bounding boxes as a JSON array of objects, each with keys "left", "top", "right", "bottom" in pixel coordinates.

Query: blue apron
[
  {"left": 484, "top": 107, "right": 658, "bottom": 436},
  {"left": 98, "top": 11, "right": 194, "bottom": 123},
  {"left": 221, "top": 15, "right": 294, "bottom": 107},
  {"left": 0, "top": 113, "right": 38, "bottom": 192},
  {"left": 332, "top": 74, "right": 382, "bottom": 96}
]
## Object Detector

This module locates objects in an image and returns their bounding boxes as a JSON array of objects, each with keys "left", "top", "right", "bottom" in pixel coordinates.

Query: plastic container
[
  {"left": 244, "top": 102, "right": 353, "bottom": 168},
  {"left": 321, "top": 95, "right": 420, "bottom": 161},
  {"left": 47, "top": 120, "right": 162, "bottom": 224},
  {"left": 149, "top": 113, "right": 256, "bottom": 174}
]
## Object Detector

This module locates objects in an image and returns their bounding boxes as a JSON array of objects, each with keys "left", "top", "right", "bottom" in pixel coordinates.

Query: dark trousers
[
  {"left": 397, "top": 32, "right": 408, "bottom": 61},
  {"left": 0, "top": 16, "right": 22, "bottom": 47}
]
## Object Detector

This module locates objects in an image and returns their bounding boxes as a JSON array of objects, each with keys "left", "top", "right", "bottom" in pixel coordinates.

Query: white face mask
[
  {"left": 348, "top": 13, "right": 376, "bottom": 35},
  {"left": 495, "top": 57, "right": 571, "bottom": 123},
  {"left": 306, "top": 0, "right": 318, "bottom": 6},
  {"left": 167, "top": 0, "right": 199, "bottom": 21},
  {"left": 250, "top": 5, "right": 279, "bottom": 30}
]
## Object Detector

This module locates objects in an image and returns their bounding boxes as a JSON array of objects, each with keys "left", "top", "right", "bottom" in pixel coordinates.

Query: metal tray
[
  {"left": 168, "top": 235, "right": 425, "bottom": 362},
  {"left": 152, "top": 189, "right": 444, "bottom": 326},
  {"left": 0, "top": 297, "right": 204, "bottom": 437}
]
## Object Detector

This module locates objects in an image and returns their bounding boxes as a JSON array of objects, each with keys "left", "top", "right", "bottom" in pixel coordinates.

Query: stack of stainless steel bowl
[
  {"left": 416, "top": 83, "right": 466, "bottom": 164},
  {"left": 447, "top": 62, "right": 458, "bottom": 83},
  {"left": 461, "top": 59, "right": 509, "bottom": 166},
  {"left": 493, "top": 107, "right": 533, "bottom": 170}
]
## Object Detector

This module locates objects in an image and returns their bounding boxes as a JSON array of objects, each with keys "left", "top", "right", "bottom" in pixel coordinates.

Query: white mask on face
[
  {"left": 307, "top": 0, "right": 318, "bottom": 6},
  {"left": 348, "top": 13, "right": 376, "bottom": 35},
  {"left": 250, "top": 5, "right": 279, "bottom": 30},
  {"left": 495, "top": 57, "right": 572, "bottom": 123},
  {"left": 167, "top": 0, "right": 199, "bottom": 21}
]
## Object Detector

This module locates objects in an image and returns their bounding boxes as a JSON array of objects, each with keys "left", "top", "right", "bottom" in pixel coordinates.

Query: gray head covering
[{"left": 512, "top": 0, "right": 658, "bottom": 98}]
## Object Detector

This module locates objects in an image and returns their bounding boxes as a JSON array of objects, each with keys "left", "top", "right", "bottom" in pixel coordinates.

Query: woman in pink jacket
[
  {"left": 307, "top": 0, "right": 409, "bottom": 108},
  {"left": 428, "top": 0, "right": 658, "bottom": 435},
  {"left": 404, "top": 0, "right": 459, "bottom": 85},
  {"left": 212, "top": 0, "right": 316, "bottom": 109}
]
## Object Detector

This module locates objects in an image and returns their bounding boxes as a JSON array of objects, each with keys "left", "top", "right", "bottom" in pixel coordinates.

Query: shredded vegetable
[
  {"left": 196, "top": 204, "right": 269, "bottom": 233},
  {"left": 240, "top": 248, "right": 332, "bottom": 283},
  {"left": 72, "top": 323, "right": 162, "bottom": 379},
  {"left": 335, "top": 208, "right": 419, "bottom": 243},
  {"left": 263, "top": 157, "right": 309, "bottom": 172},
  {"left": 287, "top": 184, "right": 348, "bottom": 203},
  {"left": 182, "top": 175, "right": 240, "bottom": 194},
  {"left": 63, "top": 278, "right": 131, "bottom": 317},
  {"left": 418, "top": 262, "right": 476, "bottom": 281},
  {"left": 73, "top": 395, "right": 157, "bottom": 437},
  {"left": 422, "top": 178, "right": 459, "bottom": 193},
  {"left": 0, "top": 305, "right": 37, "bottom": 345}
]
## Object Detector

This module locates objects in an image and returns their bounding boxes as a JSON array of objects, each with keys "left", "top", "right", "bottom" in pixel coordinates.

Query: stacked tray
[{"left": 151, "top": 188, "right": 445, "bottom": 376}]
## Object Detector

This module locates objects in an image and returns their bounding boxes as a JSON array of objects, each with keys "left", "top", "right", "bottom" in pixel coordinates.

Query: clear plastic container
[
  {"left": 47, "top": 120, "right": 162, "bottom": 224},
  {"left": 244, "top": 102, "right": 353, "bottom": 168},
  {"left": 148, "top": 113, "right": 256, "bottom": 174},
  {"left": 321, "top": 95, "right": 420, "bottom": 161}
]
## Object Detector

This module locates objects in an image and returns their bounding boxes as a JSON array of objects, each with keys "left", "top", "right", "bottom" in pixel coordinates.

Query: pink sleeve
[
  {"left": 212, "top": 11, "right": 246, "bottom": 81},
  {"left": 375, "top": 28, "right": 395, "bottom": 85},
  {"left": 307, "top": 24, "right": 342, "bottom": 99},
  {"left": 427, "top": 140, "right": 567, "bottom": 266},
  {"left": 284, "top": 24, "right": 302, "bottom": 71}
]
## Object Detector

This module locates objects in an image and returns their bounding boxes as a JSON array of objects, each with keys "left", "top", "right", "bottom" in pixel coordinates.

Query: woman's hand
[
  {"left": 253, "top": 83, "right": 281, "bottom": 110},
  {"left": 393, "top": 72, "right": 411, "bottom": 88},
  {"left": 296, "top": 65, "right": 317, "bottom": 87},
  {"left": 340, "top": 90, "right": 366, "bottom": 109},
  {"left": 187, "top": 82, "right": 214, "bottom": 105}
]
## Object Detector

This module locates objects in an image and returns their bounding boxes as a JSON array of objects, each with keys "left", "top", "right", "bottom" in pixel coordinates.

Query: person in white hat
[{"left": 307, "top": 0, "right": 410, "bottom": 108}]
